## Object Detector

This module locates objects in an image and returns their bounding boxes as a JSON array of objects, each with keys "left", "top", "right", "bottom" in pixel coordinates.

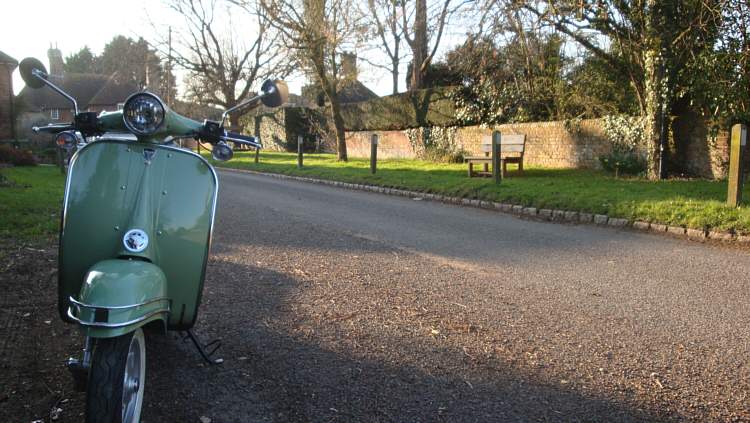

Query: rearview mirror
[
  {"left": 260, "top": 79, "right": 288, "bottom": 108},
  {"left": 19, "top": 57, "right": 48, "bottom": 89}
]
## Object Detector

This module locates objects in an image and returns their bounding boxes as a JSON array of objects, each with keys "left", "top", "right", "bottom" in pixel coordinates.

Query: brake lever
[{"left": 221, "top": 133, "right": 261, "bottom": 150}]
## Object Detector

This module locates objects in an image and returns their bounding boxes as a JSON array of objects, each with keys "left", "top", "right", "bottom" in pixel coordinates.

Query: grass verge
[
  {"left": 210, "top": 151, "right": 750, "bottom": 234},
  {"left": 0, "top": 166, "right": 64, "bottom": 240}
]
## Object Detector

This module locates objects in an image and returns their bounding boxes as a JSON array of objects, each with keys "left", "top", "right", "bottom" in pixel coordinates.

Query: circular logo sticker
[{"left": 123, "top": 229, "right": 149, "bottom": 253}]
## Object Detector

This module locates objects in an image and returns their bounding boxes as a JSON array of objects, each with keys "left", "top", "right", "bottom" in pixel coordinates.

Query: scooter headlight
[{"left": 122, "top": 92, "right": 165, "bottom": 136}]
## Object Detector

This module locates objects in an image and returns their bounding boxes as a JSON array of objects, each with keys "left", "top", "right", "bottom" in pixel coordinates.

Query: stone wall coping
[{"left": 220, "top": 167, "right": 749, "bottom": 246}]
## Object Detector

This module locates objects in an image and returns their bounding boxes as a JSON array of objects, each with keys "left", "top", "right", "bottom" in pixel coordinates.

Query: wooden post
[
  {"left": 727, "top": 124, "right": 747, "bottom": 207},
  {"left": 297, "top": 135, "right": 303, "bottom": 168},
  {"left": 370, "top": 134, "right": 378, "bottom": 174},
  {"left": 254, "top": 147, "right": 260, "bottom": 163},
  {"left": 492, "top": 130, "right": 502, "bottom": 184}
]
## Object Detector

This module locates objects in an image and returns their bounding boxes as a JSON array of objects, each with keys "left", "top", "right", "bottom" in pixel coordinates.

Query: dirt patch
[{"left": 0, "top": 239, "right": 85, "bottom": 422}]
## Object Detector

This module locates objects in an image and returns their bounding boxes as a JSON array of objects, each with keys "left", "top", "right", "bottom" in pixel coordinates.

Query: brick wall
[
  {"left": 346, "top": 131, "right": 413, "bottom": 159},
  {"left": 246, "top": 105, "right": 733, "bottom": 178},
  {"left": 343, "top": 119, "right": 731, "bottom": 178},
  {"left": 457, "top": 119, "right": 614, "bottom": 168},
  {"left": 344, "top": 119, "right": 615, "bottom": 168}
]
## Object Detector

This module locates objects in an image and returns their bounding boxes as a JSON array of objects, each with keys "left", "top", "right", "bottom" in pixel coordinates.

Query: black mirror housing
[
  {"left": 260, "top": 80, "right": 288, "bottom": 108},
  {"left": 19, "top": 57, "right": 49, "bottom": 89}
]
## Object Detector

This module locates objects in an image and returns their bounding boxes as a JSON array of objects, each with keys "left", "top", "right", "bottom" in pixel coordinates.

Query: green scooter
[{"left": 19, "top": 57, "right": 287, "bottom": 423}]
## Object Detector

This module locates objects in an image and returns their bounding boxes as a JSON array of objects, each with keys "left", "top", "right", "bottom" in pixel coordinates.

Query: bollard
[
  {"left": 492, "top": 130, "right": 502, "bottom": 184},
  {"left": 727, "top": 124, "right": 747, "bottom": 207},
  {"left": 254, "top": 146, "right": 260, "bottom": 164},
  {"left": 297, "top": 135, "right": 303, "bottom": 168},
  {"left": 370, "top": 134, "right": 378, "bottom": 174}
]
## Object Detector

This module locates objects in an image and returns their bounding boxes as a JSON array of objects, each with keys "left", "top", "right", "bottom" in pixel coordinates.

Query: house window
[{"left": 50, "top": 109, "right": 60, "bottom": 120}]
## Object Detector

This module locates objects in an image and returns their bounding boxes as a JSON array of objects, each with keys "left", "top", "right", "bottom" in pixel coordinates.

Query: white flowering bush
[{"left": 599, "top": 115, "right": 648, "bottom": 175}]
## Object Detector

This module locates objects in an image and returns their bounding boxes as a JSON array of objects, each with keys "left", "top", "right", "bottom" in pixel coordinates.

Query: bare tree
[
  {"left": 260, "top": 0, "right": 363, "bottom": 160},
  {"left": 401, "top": 0, "right": 464, "bottom": 90},
  {"left": 362, "top": 0, "right": 406, "bottom": 94},
  {"left": 153, "top": 0, "right": 288, "bottom": 127}
]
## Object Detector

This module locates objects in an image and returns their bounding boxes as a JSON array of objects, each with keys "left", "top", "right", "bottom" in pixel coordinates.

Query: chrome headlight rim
[
  {"left": 55, "top": 130, "right": 82, "bottom": 149},
  {"left": 122, "top": 92, "right": 166, "bottom": 137}
]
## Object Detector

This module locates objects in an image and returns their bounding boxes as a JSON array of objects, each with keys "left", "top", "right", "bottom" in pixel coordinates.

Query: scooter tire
[{"left": 85, "top": 328, "right": 146, "bottom": 423}]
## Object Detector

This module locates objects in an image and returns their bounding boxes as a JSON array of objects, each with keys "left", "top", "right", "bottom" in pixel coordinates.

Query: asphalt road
[{"left": 142, "top": 169, "right": 750, "bottom": 422}]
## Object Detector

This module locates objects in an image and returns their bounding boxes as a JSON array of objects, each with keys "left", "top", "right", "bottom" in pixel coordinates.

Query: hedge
[{"left": 340, "top": 86, "right": 459, "bottom": 131}]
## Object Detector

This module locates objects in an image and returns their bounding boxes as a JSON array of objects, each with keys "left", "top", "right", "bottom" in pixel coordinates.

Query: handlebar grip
[
  {"left": 33, "top": 124, "right": 75, "bottom": 134},
  {"left": 223, "top": 132, "right": 262, "bottom": 149}
]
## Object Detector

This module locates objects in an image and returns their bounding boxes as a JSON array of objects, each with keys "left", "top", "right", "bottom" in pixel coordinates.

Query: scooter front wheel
[{"left": 86, "top": 328, "right": 146, "bottom": 423}]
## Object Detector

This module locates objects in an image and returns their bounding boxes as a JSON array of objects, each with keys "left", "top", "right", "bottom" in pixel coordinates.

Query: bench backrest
[{"left": 480, "top": 134, "right": 526, "bottom": 155}]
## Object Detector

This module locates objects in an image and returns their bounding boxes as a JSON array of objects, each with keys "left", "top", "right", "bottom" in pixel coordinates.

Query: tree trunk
[
  {"left": 392, "top": 42, "right": 400, "bottom": 94},
  {"left": 409, "top": 0, "right": 427, "bottom": 91},
  {"left": 320, "top": 77, "right": 348, "bottom": 161},
  {"left": 643, "top": 0, "right": 666, "bottom": 180},
  {"left": 329, "top": 98, "right": 348, "bottom": 161},
  {"left": 392, "top": 62, "right": 399, "bottom": 95},
  {"left": 642, "top": 49, "right": 663, "bottom": 180}
]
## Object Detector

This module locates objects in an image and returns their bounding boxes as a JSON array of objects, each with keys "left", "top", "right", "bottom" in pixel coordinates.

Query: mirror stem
[
  {"left": 220, "top": 88, "right": 275, "bottom": 127},
  {"left": 33, "top": 69, "right": 79, "bottom": 115}
]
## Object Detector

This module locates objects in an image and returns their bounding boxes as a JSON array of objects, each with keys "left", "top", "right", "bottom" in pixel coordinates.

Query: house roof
[
  {"left": 300, "top": 79, "right": 379, "bottom": 108},
  {"left": 89, "top": 75, "right": 137, "bottom": 106},
  {"left": 0, "top": 50, "right": 17, "bottom": 66},
  {"left": 338, "top": 80, "right": 378, "bottom": 104},
  {"left": 17, "top": 73, "right": 137, "bottom": 111}
]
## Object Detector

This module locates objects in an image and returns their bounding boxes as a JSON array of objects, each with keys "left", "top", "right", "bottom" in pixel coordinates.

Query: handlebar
[{"left": 33, "top": 123, "right": 75, "bottom": 134}]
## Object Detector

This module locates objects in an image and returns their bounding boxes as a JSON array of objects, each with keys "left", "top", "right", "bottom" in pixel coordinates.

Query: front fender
[{"left": 67, "top": 259, "right": 170, "bottom": 338}]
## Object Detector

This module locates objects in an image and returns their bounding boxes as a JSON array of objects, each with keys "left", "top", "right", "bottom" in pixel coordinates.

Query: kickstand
[{"left": 182, "top": 329, "right": 223, "bottom": 365}]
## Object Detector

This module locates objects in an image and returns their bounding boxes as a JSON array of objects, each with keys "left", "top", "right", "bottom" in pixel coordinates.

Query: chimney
[
  {"left": 340, "top": 53, "right": 358, "bottom": 82},
  {"left": 47, "top": 44, "right": 64, "bottom": 77}
]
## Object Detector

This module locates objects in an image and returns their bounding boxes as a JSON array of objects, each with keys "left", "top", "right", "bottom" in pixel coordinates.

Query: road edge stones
[{"left": 219, "top": 167, "right": 746, "bottom": 246}]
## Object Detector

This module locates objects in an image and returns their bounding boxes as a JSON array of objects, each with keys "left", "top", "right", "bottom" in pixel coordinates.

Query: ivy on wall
[{"left": 405, "top": 126, "right": 464, "bottom": 162}]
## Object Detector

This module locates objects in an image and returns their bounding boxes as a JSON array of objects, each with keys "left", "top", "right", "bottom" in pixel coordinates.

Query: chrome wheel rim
[{"left": 122, "top": 328, "right": 145, "bottom": 423}]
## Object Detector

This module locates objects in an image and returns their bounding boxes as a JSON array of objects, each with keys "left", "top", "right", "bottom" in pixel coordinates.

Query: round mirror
[
  {"left": 19, "top": 57, "right": 48, "bottom": 89},
  {"left": 260, "top": 79, "right": 288, "bottom": 108}
]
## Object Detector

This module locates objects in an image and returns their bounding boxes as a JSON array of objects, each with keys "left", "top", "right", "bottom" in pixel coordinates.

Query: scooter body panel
[{"left": 58, "top": 139, "right": 217, "bottom": 331}]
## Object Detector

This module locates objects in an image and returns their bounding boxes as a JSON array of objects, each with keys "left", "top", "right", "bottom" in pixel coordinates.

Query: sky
[{"left": 1, "top": 0, "right": 439, "bottom": 99}]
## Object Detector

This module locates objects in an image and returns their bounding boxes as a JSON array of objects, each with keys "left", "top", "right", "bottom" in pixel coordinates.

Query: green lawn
[
  {"left": 1, "top": 154, "right": 748, "bottom": 241},
  {"left": 211, "top": 151, "right": 750, "bottom": 234},
  {"left": 0, "top": 166, "right": 64, "bottom": 240}
]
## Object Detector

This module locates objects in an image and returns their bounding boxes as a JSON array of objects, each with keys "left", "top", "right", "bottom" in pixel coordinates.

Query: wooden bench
[{"left": 464, "top": 134, "right": 526, "bottom": 177}]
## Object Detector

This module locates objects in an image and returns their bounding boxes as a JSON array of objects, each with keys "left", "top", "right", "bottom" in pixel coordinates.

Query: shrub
[
  {"left": 599, "top": 150, "right": 646, "bottom": 176},
  {"left": 423, "top": 147, "right": 466, "bottom": 163},
  {"left": 0, "top": 145, "right": 37, "bottom": 166}
]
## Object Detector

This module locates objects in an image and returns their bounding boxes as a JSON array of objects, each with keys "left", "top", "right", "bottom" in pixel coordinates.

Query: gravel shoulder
[{"left": 1, "top": 171, "right": 749, "bottom": 422}]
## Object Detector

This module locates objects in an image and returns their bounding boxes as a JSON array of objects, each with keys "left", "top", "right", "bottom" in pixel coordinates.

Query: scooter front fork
[{"left": 66, "top": 336, "right": 94, "bottom": 392}]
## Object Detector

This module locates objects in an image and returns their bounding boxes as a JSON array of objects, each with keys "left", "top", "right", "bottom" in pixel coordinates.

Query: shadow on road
[{"left": 143, "top": 256, "right": 671, "bottom": 423}]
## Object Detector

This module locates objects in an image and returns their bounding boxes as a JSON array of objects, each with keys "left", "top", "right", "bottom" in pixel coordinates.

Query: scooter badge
[{"left": 123, "top": 229, "right": 149, "bottom": 253}]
